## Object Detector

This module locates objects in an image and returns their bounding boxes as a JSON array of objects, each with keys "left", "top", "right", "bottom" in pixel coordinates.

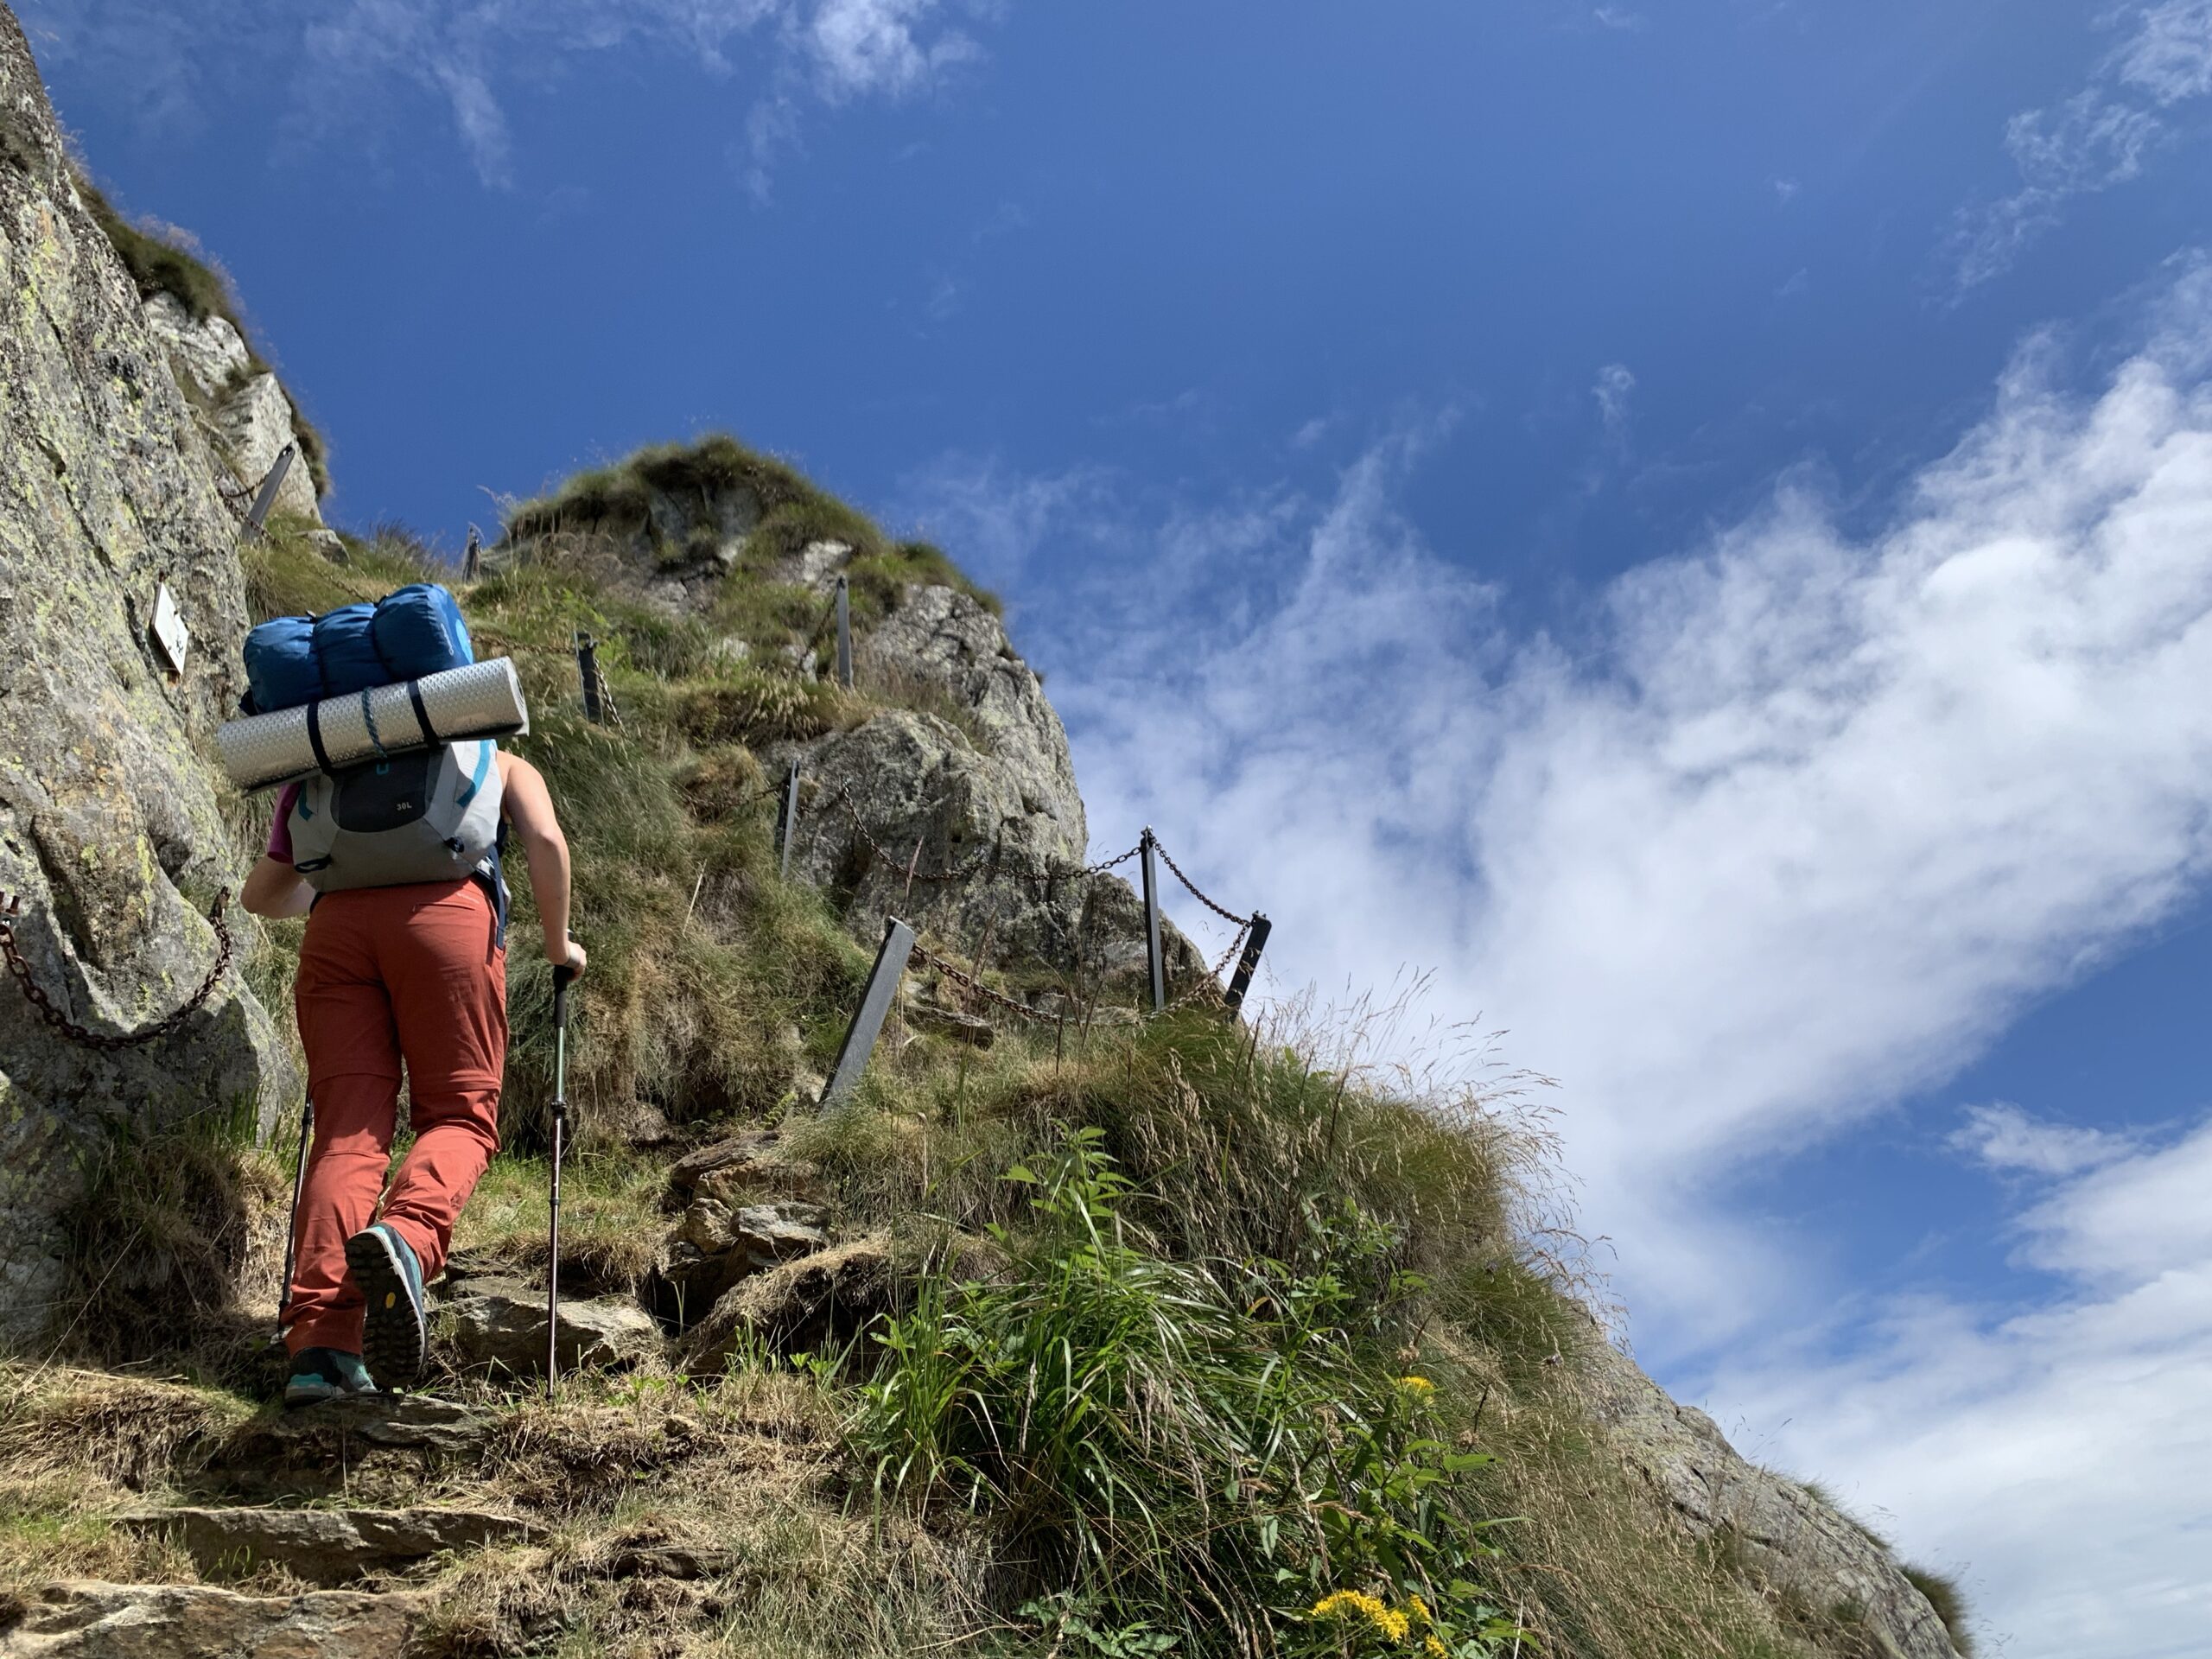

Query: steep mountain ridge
[{"left": 0, "top": 13, "right": 1972, "bottom": 1658}]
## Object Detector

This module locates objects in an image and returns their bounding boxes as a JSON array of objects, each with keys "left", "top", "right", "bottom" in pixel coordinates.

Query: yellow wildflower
[
  {"left": 1309, "top": 1590, "right": 1410, "bottom": 1643},
  {"left": 1404, "top": 1595, "right": 1432, "bottom": 1628},
  {"left": 1397, "top": 1375, "right": 1435, "bottom": 1398},
  {"left": 1424, "top": 1637, "right": 1449, "bottom": 1659}
]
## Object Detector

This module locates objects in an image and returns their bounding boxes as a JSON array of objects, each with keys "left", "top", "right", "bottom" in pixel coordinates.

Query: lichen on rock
[{"left": 0, "top": 4, "right": 294, "bottom": 1350}]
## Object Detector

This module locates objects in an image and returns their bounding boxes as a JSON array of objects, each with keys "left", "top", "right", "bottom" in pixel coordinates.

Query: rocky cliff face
[
  {"left": 767, "top": 550, "right": 1203, "bottom": 991},
  {"left": 0, "top": 7, "right": 293, "bottom": 1346},
  {"left": 1581, "top": 1342, "right": 1964, "bottom": 1659},
  {"left": 143, "top": 294, "right": 322, "bottom": 525},
  {"left": 499, "top": 461, "right": 1206, "bottom": 994}
]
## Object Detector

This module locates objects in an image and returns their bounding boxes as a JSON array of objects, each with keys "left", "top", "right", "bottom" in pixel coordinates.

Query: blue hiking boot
[
  {"left": 345, "top": 1223, "right": 428, "bottom": 1390},
  {"left": 283, "top": 1346, "right": 377, "bottom": 1408}
]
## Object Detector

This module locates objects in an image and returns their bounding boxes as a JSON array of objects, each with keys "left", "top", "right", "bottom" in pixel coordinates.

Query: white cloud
[
  {"left": 1592, "top": 361, "right": 1636, "bottom": 435},
  {"left": 1711, "top": 1118, "right": 2212, "bottom": 1659},
  {"left": 906, "top": 258, "right": 2212, "bottom": 1652},
  {"left": 1948, "top": 1101, "right": 2141, "bottom": 1178},
  {"left": 1592, "top": 6, "right": 1643, "bottom": 31},
  {"left": 1772, "top": 175, "right": 1801, "bottom": 205},
  {"left": 1948, "top": 0, "right": 2212, "bottom": 293},
  {"left": 30, "top": 0, "right": 996, "bottom": 193}
]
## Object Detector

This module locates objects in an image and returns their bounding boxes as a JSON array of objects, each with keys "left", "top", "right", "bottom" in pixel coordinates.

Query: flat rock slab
[
  {"left": 232, "top": 1394, "right": 498, "bottom": 1458},
  {"left": 118, "top": 1504, "right": 538, "bottom": 1585},
  {"left": 0, "top": 1580, "right": 416, "bottom": 1657},
  {"left": 438, "top": 1272, "right": 663, "bottom": 1377}
]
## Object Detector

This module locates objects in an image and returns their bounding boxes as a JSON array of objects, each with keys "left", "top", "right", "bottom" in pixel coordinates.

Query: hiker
[{"left": 242, "top": 748, "right": 584, "bottom": 1405}]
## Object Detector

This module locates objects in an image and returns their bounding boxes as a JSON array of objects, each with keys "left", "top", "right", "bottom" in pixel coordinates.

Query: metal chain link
[
  {"left": 1162, "top": 920, "right": 1250, "bottom": 1014},
  {"left": 1149, "top": 836, "right": 1255, "bottom": 928},
  {"left": 906, "top": 939, "right": 1071, "bottom": 1027},
  {"left": 830, "top": 781, "right": 1142, "bottom": 890},
  {"left": 831, "top": 783, "right": 995, "bottom": 886},
  {"left": 0, "top": 890, "right": 233, "bottom": 1051}
]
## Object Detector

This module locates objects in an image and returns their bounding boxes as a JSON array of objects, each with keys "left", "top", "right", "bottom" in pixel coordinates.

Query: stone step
[
  {"left": 0, "top": 1581, "right": 416, "bottom": 1657},
  {"left": 436, "top": 1264, "right": 664, "bottom": 1377},
  {"left": 116, "top": 1503, "right": 538, "bottom": 1585}
]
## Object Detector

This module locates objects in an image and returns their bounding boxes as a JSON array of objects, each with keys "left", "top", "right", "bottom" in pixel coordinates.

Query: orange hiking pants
[{"left": 284, "top": 879, "right": 506, "bottom": 1357}]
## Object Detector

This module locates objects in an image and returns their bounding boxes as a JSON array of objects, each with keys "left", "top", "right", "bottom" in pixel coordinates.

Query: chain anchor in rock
[{"left": 0, "top": 888, "right": 233, "bottom": 1051}]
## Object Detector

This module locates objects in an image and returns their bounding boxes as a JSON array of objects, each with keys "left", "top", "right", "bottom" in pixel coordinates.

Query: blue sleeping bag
[{"left": 244, "top": 584, "right": 474, "bottom": 714}]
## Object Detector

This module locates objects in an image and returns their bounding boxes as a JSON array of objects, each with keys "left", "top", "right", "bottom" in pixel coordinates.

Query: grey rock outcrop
[
  {"left": 142, "top": 294, "right": 322, "bottom": 525},
  {"left": 775, "top": 709, "right": 1203, "bottom": 991},
  {"left": 0, "top": 1581, "right": 415, "bottom": 1658},
  {"left": 1582, "top": 1341, "right": 1964, "bottom": 1659},
  {"left": 857, "top": 580, "right": 1084, "bottom": 842},
  {"left": 117, "top": 1504, "right": 537, "bottom": 1585},
  {"left": 0, "top": 8, "right": 294, "bottom": 1348},
  {"left": 437, "top": 1262, "right": 664, "bottom": 1376},
  {"left": 656, "top": 1197, "right": 831, "bottom": 1324}
]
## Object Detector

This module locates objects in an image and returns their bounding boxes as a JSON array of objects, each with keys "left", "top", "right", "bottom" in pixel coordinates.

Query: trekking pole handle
[{"left": 551, "top": 931, "right": 576, "bottom": 1025}]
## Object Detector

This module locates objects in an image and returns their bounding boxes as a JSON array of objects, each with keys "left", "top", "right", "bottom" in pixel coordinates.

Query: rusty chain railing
[
  {"left": 822, "top": 776, "right": 1263, "bottom": 1029},
  {"left": 830, "top": 781, "right": 1148, "bottom": 892},
  {"left": 907, "top": 938, "right": 1067, "bottom": 1027},
  {"left": 1151, "top": 836, "right": 1256, "bottom": 930},
  {"left": 0, "top": 890, "right": 233, "bottom": 1051}
]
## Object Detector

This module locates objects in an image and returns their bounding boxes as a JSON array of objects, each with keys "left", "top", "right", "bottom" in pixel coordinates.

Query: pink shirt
[{"left": 267, "top": 782, "right": 302, "bottom": 863}]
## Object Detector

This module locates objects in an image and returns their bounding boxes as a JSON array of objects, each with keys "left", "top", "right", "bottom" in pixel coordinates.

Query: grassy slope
[{"left": 2, "top": 448, "right": 1854, "bottom": 1658}]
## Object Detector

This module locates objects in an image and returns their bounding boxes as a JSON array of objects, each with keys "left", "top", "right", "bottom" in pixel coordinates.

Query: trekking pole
[
  {"left": 277, "top": 1093, "right": 313, "bottom": 1337},
  {"left": 546, "top": 937, "right": 575, "bottom": 1395}
]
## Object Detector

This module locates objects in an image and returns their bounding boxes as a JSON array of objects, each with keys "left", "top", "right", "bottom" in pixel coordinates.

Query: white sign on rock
[{"left": 149, "top": 582, "right": 190, "bottom": 673}]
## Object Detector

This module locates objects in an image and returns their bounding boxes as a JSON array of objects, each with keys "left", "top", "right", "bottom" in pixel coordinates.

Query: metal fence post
[
  {"left": 1140, "top": 828, "right": 1165, "bottom": 1014},
  {"left": 821, "top": 916, "right": 915, "bottom": 1108},
  {"left": 576, "top": 632, "right": 605, "bottom": 723},
  {"left": 834, "top": 575, "right": 853, "bottom": 689},
  {"left": 242, "top": 443, "right": 295, "bottom": 540},
  {"left": 778, "top": 760, "right": 802, "bottom": 880},
  {"left": 1224, "top": 914, "right": 1272, "bottom": 1014},
  {"left": 462, "top": 524, "right": 482, "bottom": 580}
]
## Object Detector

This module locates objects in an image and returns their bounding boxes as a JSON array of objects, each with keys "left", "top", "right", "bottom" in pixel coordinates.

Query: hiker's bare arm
[
  {"left": 241, "top": 855, "right": 313, "bottom": 919},
  {"left": 498, "top": 753, "right": 586, "bottom": 977}
]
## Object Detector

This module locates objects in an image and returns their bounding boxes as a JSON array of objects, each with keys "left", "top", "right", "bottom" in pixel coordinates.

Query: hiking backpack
[
  {"left": 244, "top": 583, "right": 474, "bottom": 715},
  {"left": 287, "top": 739, "right": 505, "bottom": 895}
]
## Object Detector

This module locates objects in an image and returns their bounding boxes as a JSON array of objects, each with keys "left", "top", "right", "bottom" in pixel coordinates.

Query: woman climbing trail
[{"left": 243, "top": 746, "right": 584, "bottom": 1405}]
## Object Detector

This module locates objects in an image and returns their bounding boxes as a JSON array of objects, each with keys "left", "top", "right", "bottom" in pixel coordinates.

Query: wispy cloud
[
  {"left": 28, "top": 0, "right": 1001, "bottom": 194},
  {"left": 1948, "top": 1102, "right": 2142, "bottom": 1179},
  {"left": 1592, "top": 6, "right": 1643, "bottom": 32},
  {"left": 1947, "top": 0, "right": 2212, "bottom": 294},
  {"left": 1772, "top": 175, "right": 1801, "bottom": 206},
  {"left": 901, "top": 258, "right": 2212, "bottom": 1650}
]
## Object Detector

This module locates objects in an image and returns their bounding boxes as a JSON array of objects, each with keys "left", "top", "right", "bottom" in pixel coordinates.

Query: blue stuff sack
[{"left": 244, "top": 583, "right": 474, "bottom": 713}]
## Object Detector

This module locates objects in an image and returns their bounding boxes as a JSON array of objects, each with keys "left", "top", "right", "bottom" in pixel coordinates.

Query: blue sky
[{"left": 25, "top": 3, "right": 2212, "bottom": 1652}]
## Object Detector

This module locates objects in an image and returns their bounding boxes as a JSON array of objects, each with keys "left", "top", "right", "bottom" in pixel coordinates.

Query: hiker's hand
[{"left": 554, "top": 938, "right": 587, "bottom": 981}]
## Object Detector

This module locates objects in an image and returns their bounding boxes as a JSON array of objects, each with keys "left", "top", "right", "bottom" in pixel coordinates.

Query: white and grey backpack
[{"left": 288, "top": 740, "right": 505, "bottom": 895}]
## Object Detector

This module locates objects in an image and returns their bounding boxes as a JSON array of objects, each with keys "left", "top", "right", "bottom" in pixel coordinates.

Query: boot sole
[{"left": 345, "top": 1230, "right": 425, "bottom": 1390}]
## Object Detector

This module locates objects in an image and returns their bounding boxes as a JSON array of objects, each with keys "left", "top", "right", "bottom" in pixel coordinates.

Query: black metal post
[
  {"left": 822, "top": 916, "right": 915, "bottom": 1107},
  {"left": 242, "top": 443, "right": 295, "bottom": 540},
  {"left": 1140, "top": 829, "right": 1165, "bottom": 1014},
  {"left": 778, "top": 760, "right": 802, "bottom": 880},
  {"left": 1224, "top": 914, "right": 1272, "bottom": 1014},
  {"left": 834, "top": 575, "right": 853, "bottom": 689},
  {"left": 576, "top": 632, "right": 604, "bottom": 723}
]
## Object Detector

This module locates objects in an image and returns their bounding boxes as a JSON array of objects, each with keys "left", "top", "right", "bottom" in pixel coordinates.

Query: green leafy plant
[{"left": 852, "top": 1129, "right": 1526, "bottom": 1656}]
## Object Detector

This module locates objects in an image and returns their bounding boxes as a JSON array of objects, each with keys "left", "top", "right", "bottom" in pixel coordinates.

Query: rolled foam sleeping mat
[{"left": 219, "top": 658, "right": 530, "bottom": 791}]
